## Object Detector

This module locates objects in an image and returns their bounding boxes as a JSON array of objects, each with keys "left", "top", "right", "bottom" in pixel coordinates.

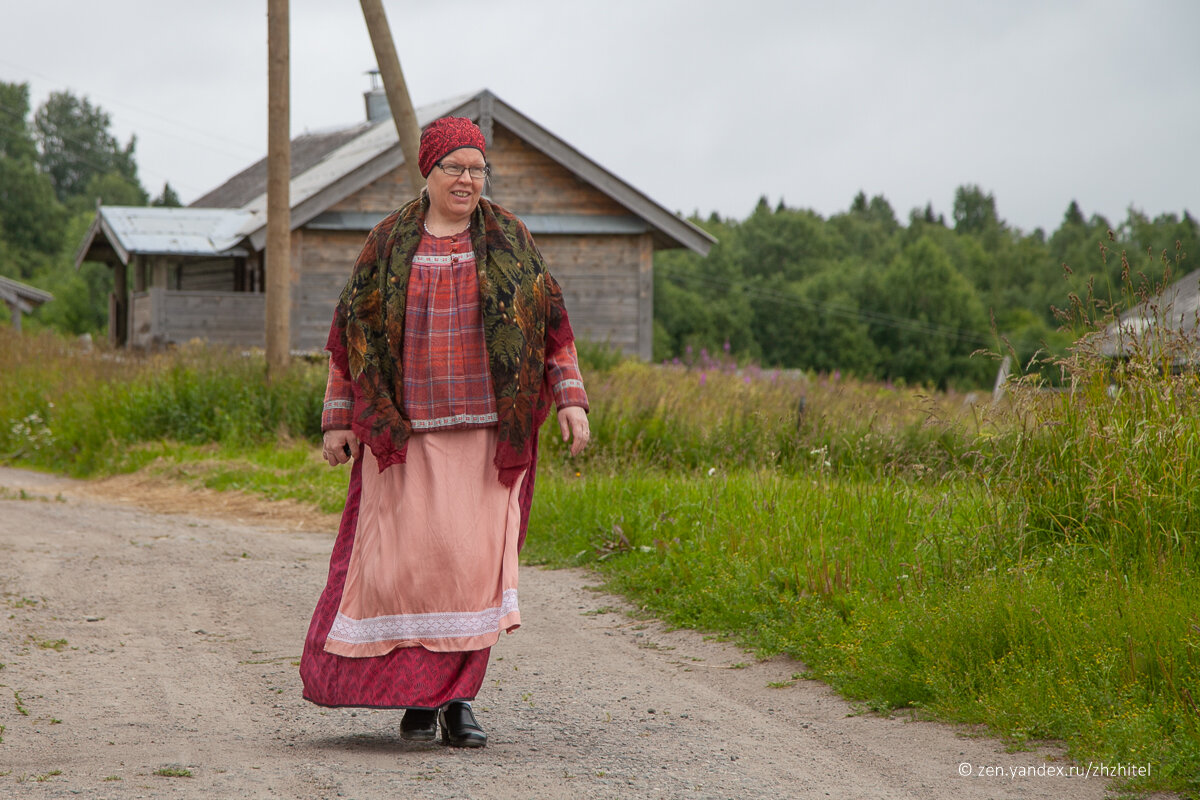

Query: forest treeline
[
  {"left": 655, "top": 192, "right": 1198, "bottom": 388},
  {"left": 2, "top": 79, "right": 1196, "bottom": 388}
]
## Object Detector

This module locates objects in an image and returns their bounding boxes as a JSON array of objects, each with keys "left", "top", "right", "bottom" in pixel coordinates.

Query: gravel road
[{"left": 0, "top": 466, "right": 1167, "bottom": 799}]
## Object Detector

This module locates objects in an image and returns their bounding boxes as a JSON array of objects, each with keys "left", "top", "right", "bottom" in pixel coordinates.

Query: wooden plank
[
  {"left": 328, "top": 164, "right": 417, "bottom": 214},
  {"left": 161, "top": 291, "right": 268, "bottom": 347},
  {"left": 532, "top": 232, "right": 651, "bottom": 358},
  {"left": 299, "top": 230, "right": 363, "bottom": 275},
  {"left": 178, "top": 259, "right": 237, "bottom": 291}
]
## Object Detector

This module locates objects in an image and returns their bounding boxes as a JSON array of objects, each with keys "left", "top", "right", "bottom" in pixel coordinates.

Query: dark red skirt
[{"left": 299, "top": 456, "right": 490, "bottom": 709}]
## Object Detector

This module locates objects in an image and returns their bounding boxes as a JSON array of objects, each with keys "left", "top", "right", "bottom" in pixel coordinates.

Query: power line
[
  {"left": 0, "top": 63, "right": 264, "bottom": 196},
  {"left": 0, "top": 57, "right": 261, "bottom": 158}
]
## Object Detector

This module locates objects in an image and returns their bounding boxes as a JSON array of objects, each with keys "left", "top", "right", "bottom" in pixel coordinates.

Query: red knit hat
[{"left": 418, "top": 116, "right": 486, "bottom": 178}]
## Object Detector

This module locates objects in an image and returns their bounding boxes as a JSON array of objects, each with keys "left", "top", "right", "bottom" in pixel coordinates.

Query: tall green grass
[
  {"left": 538, "top": 356, "right": 992, "bottom": 479},
  {"left": 0, "top": 332, "right": 324, "bottom": 475}
]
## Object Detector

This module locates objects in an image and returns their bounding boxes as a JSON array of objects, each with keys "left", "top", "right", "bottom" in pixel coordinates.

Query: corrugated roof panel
[{"left": 99, "top": 206, "right": 255, "bottom": 257}]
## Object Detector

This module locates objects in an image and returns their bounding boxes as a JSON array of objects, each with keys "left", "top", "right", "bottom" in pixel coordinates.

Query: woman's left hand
[{"left": 558, "top": 406, "right": 590, "bottom": 457}]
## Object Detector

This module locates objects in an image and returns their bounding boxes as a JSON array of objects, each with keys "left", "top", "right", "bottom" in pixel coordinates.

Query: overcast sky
[{"left": 1, "top": 0, "right": 1196, "bottom": 234}]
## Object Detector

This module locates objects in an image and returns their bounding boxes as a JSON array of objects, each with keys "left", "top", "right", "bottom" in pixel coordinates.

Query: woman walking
[{"left": 300, "top": 116, "right": 590, "bottom": 747}]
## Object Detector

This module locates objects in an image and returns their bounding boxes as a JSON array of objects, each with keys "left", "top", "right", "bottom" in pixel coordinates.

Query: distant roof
[
  {"left": 190, "top": 123, "right": 372, "bottom": 209},
  {"left": 1098, "top": 266, "right": 1200, "bottom": 361},
  {"left": 0, "top": 275, "right": 53, "bottom": 312},
  {"left": 75, "top": 206, "right": 255, "bottom": 267}
]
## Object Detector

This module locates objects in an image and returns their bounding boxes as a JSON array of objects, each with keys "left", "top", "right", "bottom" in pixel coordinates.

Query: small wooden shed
[{"left": 76, "top": 88, "right": 713, "bottom": 356}]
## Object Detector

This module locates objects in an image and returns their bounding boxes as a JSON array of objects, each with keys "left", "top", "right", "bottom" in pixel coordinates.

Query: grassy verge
[
  {"left": 527, "top": 469, "right": 1198, "bottom": 795},
  {"left": 128, "top": 441, "right": 348, "bottom": 515}
]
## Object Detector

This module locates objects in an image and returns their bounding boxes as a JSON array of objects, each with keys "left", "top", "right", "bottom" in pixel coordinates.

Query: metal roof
[
  {"left": 76, "top": 206, "right": 254, "bottom": 266},
  {"left": 1098, "top": 266, "right": 1200, "bottom": 360},
  {"left": 190, "top": 124, "right": 372, "bottom": 209},
  {"left": 192, "top": 92, "right": 476, "bottom": 216},
  {"left": 230, "top": 89, "right": 713, "bottom": 255}
]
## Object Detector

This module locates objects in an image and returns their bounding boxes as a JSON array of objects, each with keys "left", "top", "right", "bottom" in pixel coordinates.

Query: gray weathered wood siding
[
  {"left": 128, "top": 290, "right": 155, "bottom": 346},
  {"left": 178, "top": 258, "right": 237, "bottom": 291},
  {"left": 538, "top": 233, "right": 653, "bottom": 359},
  {"left": 290, "top": 226, "right": 654, "bottom": 358},
  {"left": 487, "top": 127, "right": 629, "bottom": 217},
  {"left": 328, "top": 164, "right": 417, "bottom": 213},
  {"left": 293, "top": 229, "right": 364, "bottom": 351},
  {"left": 129, "top": 288, "right": 266, "bottom": 348}
]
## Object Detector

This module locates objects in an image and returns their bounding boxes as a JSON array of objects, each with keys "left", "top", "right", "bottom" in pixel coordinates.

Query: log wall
[
  {"left": 538, "top": 233, "right": 653, "bottom": 358},
  {"left": 178, "top": 258, "right": 237, "bottom": 291},
  {"left": 294, "top": 228, "right": 363, "bottom": 351}
]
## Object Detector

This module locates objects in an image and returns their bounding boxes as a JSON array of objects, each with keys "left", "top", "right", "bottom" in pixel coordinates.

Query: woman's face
[{"left": 426, "top": 147, "right": 486, "bottom": 223}]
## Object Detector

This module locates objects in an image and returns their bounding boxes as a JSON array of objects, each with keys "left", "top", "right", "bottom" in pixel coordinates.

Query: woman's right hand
[{"left": 322, "top": 429, "right": 359, "bottom": 467}]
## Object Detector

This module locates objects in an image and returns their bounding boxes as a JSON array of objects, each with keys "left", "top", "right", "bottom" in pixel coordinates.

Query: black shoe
[
  {"left": 400, "top": 708, "right": 438, "bottom": 742},
  {"left": 439, "top": 701, "right": 487, "bottom": 748}
]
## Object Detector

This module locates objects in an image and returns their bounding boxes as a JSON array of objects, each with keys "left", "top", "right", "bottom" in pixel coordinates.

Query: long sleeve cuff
[
  {"left": 547, "top": 341, "right": 589, "bottom": 411},
  {"left": 322, "top": 355, "right": 355, "bottom": 431}
]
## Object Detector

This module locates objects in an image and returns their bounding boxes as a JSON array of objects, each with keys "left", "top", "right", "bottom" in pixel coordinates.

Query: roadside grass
[
  {"left": 0, "top": 335, "right": 323, "bottom": 477},
  {"left": 4, "top": 251, "right": 1200, "bottom": 799},
  {"left": 526, "top": 467, "right": 1198, "bottom": 794},
  {"left": 131, "top": 440, "right": 347, "bottom": 515}
]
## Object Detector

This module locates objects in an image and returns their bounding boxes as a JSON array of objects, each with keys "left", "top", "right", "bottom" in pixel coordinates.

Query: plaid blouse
[{"left": 323, "top": 227, "right": 588, "bottom": 432}]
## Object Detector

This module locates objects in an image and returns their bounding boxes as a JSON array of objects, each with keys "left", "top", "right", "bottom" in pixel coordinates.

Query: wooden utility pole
[
  {"left": 266, "top": 0, "right": 292, "bottom": 378},
  {"left": 359, "top": 0, "right": 424, "bottom": 192}
]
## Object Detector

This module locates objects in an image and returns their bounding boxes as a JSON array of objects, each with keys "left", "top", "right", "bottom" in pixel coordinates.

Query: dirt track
[{"left": 0, "top": 465, "right": 1166, "bottom": 799}]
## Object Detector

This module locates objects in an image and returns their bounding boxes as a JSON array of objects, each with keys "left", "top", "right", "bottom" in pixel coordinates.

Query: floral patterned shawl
[{"left": 325, "top": 194, "right": 575, "bottom": 487}]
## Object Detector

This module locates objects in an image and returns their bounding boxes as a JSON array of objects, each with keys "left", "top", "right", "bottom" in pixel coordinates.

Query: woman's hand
[
  {"left": 557, "top": 406, "right": 590, "bottom": 457},
  {"left": 322, "top": 429, "right": 359, "bottom": 466}
]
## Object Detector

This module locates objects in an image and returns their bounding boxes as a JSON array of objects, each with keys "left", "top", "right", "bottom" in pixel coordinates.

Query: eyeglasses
[{"left": 435, "top": 161, "right": 490, "bottom": 180}]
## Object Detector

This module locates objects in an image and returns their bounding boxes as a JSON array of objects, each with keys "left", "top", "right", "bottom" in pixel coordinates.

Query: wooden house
[{"left": 75, "top": 89, "right": 714, "bottom": 358}]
